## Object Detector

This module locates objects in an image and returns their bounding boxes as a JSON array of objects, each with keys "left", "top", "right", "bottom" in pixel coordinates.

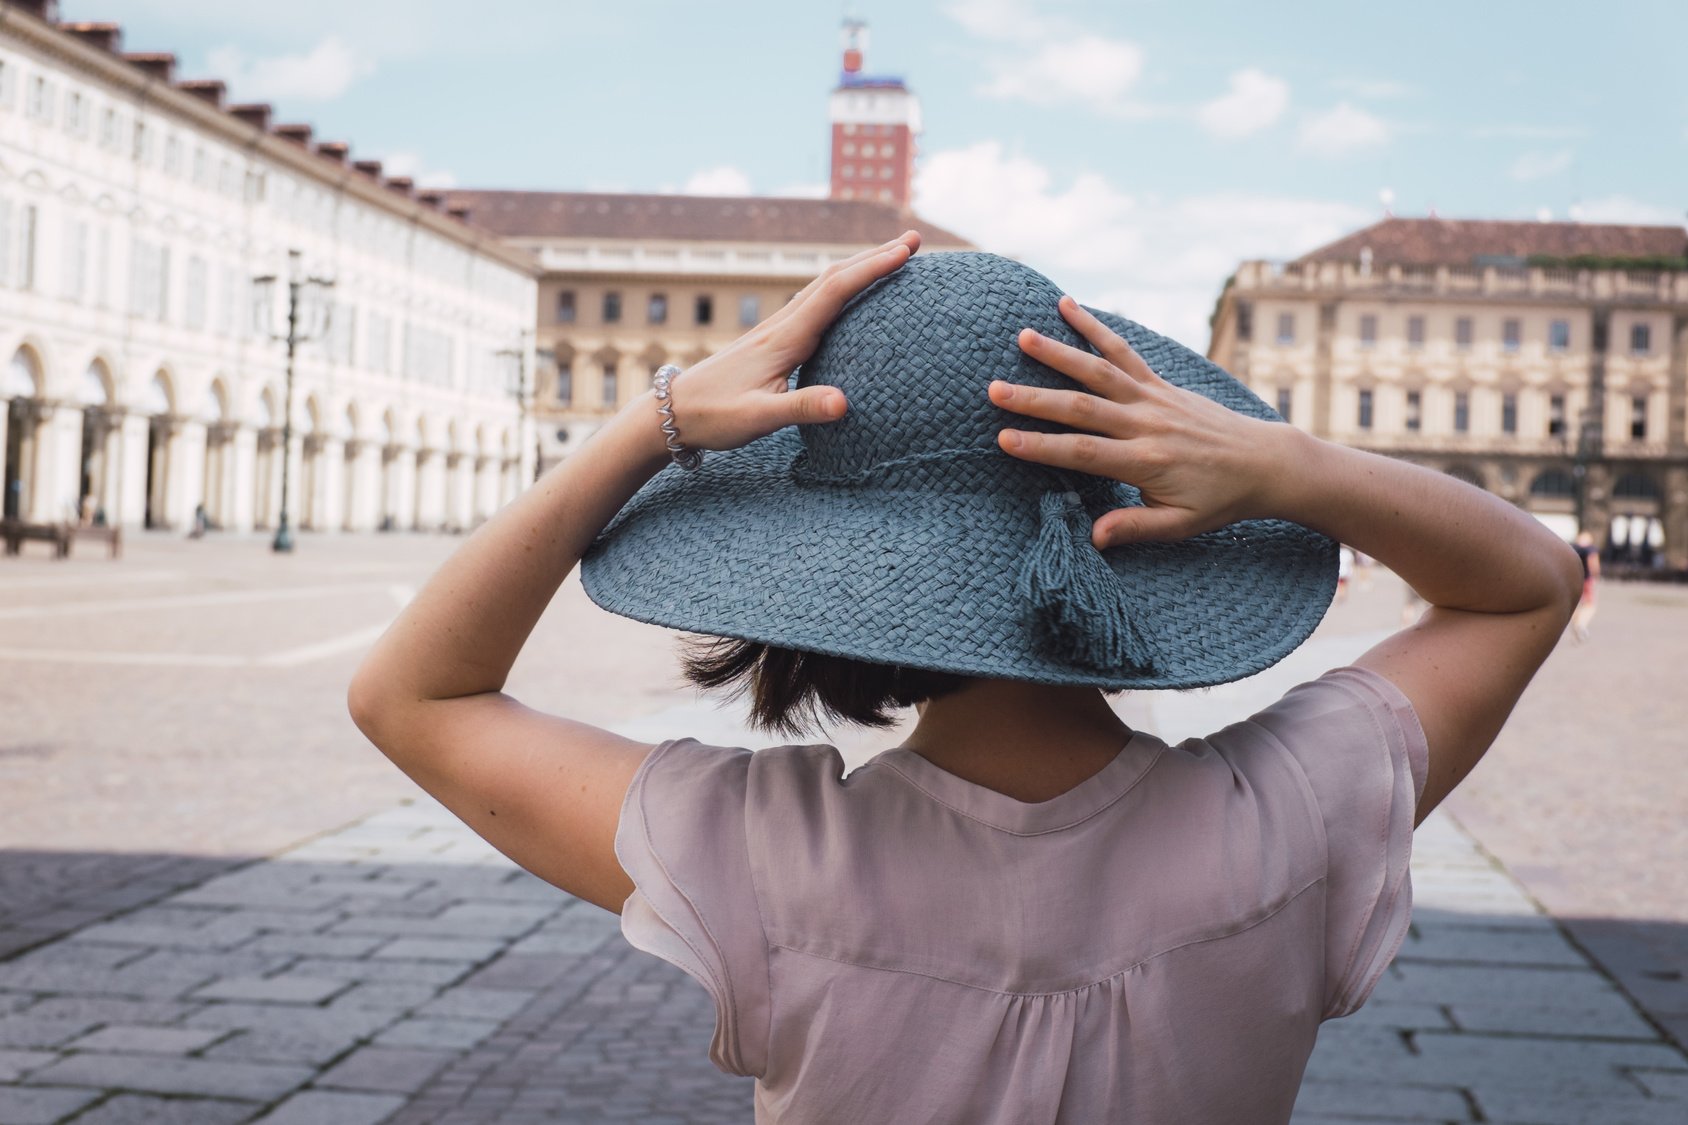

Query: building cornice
[
  {"left": 0, "top": 4, "right": 537, "bottom": 278},
  {"left": 524, "top": 237, "right": 962, "bottom": 279}
]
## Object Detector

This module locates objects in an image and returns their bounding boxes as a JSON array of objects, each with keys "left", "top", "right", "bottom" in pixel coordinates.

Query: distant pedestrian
[
  {"left": 349, "top": 245, "right": 1582, "bottom": 1124},
  {"left": 1572, "top": 529, "right": 1600, "bottom": 642},
  {"left": 188, "top": 503, "right": 208, "bottom": 539},
  {"left": 1336, "top": 544, "right": 1354, "bottom": 602}
]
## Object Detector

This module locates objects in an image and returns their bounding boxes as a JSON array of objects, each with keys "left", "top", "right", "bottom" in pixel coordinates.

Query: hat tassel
[{"left": 1017, "top": 491, "right": 1155, "bottom": 675}]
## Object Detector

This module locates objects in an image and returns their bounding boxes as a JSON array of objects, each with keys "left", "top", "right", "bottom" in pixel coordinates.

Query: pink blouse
[{"left": 615, "top": 665, "right": 1428, "bottom": 1124}]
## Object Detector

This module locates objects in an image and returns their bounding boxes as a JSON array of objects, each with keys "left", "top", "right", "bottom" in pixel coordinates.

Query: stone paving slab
[{"left": 0, "top": 769, "right": 1682, "bottom": 1122}]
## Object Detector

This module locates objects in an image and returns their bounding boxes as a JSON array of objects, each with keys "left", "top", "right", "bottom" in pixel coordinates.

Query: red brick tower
[{"left": 828, "top": 17, "right": 922, "bottom": 208}]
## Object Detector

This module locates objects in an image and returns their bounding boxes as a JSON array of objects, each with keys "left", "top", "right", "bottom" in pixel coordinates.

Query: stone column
[
  {"left": 355, "top": 441, "right": 380, "bottom": 530},
  {"left": 448, "top": 453, "right": 472, "bottom": 532},
  {"left": 33, "top": 402, "right": 84, "bottom": 523},
  {"left": 168, "top": 420, "right": 208, "bottom": 531},
  {"left": 115, "top": 412, "right": 149, "bottom": 529},
  {"left": 229, "top": 426, "right": 257, "bottom": 533}
]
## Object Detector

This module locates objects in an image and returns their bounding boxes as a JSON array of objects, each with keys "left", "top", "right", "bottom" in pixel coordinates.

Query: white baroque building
[{"left": 0, "top": 1, "right": 537, "bottom": 535}]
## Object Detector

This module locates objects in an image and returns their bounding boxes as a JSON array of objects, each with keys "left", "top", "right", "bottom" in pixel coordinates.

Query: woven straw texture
[{"left": 581, "top": 251, "right": 1337, "bottom": 690}]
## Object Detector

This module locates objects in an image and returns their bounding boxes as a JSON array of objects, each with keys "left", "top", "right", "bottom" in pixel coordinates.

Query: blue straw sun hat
[{"left": 582, "top": 251, "right": 1337, "bottom": 690}]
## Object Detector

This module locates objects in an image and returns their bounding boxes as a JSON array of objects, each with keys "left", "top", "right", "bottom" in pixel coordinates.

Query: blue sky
[{"left": 59, "top": 0, "right": 1688, "bottom": 347}]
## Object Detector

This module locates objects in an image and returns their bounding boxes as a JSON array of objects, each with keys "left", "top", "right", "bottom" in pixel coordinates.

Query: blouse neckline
[{"left": 876, "top": 730, "right": 1164, "bottom": 835}]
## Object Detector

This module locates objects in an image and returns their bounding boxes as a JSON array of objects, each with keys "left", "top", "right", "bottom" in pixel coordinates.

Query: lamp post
[
  {"left": 253, "top": 250, "right": 334, "bottom": 553},
  {"left": 495, "top": 330, "right": 549, "bottom": 484}
]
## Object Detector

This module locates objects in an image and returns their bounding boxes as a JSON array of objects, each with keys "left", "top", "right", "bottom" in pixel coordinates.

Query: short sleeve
[
  {"left": 614, "top": 738, "right": 771, "bottom": 1077},
  {"left": 1246, "top": 665, "right": 1429, "bottom": 1019}
]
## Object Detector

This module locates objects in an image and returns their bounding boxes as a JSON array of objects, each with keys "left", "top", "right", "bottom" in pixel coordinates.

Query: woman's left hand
[{"left": 654, "top": 230, "right": 921, "bottom": 452}]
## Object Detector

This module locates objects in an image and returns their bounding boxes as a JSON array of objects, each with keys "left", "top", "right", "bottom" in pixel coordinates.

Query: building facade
[
  {"left": 442, "top": 190, "right": 971, "bottom": 467},
  {"left": 0, "top": 0, "right": 537, "bottom": 536},
  {"left": 828, "top": 18, "right": 920, "bottom": 208},
  {"left": 1208, "top": 218, "right": 1688, "bottom": 571}
]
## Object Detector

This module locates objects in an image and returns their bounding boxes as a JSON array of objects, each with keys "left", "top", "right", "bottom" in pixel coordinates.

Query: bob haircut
[{"left": 680, "top": 635, "right": 971, "bottom": 736}]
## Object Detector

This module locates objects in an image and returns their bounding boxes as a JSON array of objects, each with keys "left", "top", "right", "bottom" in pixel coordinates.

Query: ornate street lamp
[
  {"left": 495, "top": 330, "right": 549, "bottom": 484},
  {"left": 253, "top": 250, "right": 334, "bottom": 553}
]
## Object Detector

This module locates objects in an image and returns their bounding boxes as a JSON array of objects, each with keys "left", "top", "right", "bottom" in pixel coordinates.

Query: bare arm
[
  {"left": 991, "top": 296, "right": 1583, "bottom": 824},
  {"left": 347, "top": 233, "right": 921, "bottom": 912}
]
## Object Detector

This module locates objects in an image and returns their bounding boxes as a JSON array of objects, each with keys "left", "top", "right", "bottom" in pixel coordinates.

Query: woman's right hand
[{"left": 988, "top": 295, "right": 1300, "bottom": 549}]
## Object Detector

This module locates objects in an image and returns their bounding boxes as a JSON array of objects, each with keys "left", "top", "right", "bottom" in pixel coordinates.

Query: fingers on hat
[
  {"left": 1017, "top": 329, "right": 1136, "bottom": 401},
  {"left": 996, "top": 428, "right": 1121, "bottom": 476},
  {"left": 796, "top": 243, "right": 913, "bottom": 329},
  {"left": 1057, "top": 298, "right": 1161, "bottom": 384},
  {"left": 988, "top": 381, "right": 1129, "bottom": 438},
  {"left": 1093, "top": 504, "right": 1198, "bottom": 548}
]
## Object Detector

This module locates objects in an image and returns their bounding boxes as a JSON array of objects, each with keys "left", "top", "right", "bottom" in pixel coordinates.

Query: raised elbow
[
  {"left": 346, "top": 668, "right": 391, "bottom": 748},
  {"left": 1551, "top": 539, "right": 1585, "bottom": 620}
]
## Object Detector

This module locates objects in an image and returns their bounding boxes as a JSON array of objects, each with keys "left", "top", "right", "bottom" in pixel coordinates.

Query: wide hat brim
[{"left": 581, "top": 301, "right": 1337, "bottom": 691}]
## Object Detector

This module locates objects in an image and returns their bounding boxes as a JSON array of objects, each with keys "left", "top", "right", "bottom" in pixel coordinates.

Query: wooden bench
[
  {"left": 67, "top": 524, "right": 123, "bottom": 559},
  {"left": 0, "top": 519, "right": 71, "bottom": 558}
]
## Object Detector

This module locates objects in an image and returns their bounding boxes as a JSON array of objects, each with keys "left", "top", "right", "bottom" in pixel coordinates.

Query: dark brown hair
[{"left": 680, "top": 636, "right": 972, "bottom": 736}]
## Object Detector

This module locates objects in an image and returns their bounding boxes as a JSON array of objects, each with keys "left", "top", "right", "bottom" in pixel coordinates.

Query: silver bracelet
[{"left": 651, "top": 364, "right": 703, "bottom": 471}]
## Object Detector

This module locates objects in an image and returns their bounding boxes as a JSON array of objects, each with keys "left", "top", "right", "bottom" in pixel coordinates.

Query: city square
[
  {"left": 0, "top": 532, "right": 1683, "bottom": 1122},
  {"left": 4, "top": 0, "right": 1688, "bottom": 1120}
]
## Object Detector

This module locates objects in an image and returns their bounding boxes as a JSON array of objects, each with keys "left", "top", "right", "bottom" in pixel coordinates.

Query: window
[
  {"left": 843, "top": 123, "right": 857, "bottom": 135},
  {"left": 27, "top": 76, "right": 50, "bottom": 122},
  {"left": 1357, "top": 388, "right": 1373, "bottom": 430},
  {"left": 555, "top": 289, "right": 576, "bottom": 323},
  {"left": 601, "top": 362, "right": 618, "bottom": 406},
  {"left": 695, "top": 294, "right": 714, "bottom": 325},
  {"left": 1405, "top": 390, "right": 1422, "bottom": 432},
  {"left": 184, "top": 256, "right": 207, "bottom": 330},
  {"left": 1275, "top": 387, "right": 1292, "bottom": 423},
  {"left": 164, "top": 135, "right": 182, "bottom": 176},
  {"left": 860, "top": 143, "right": 875, "bottom": 157},
  {"left": 1235, "top": 302, "right": 1253, "bottom": 341},
  {"left": 1548, "top": 393, "right": 1566, "bottom": 438},
  {"left": 101, "top": 108, "right": 118, "bottom": 149},
  {"left": 556, "top": 362, "right": 573, "bottom": 406},
  {"left": 602, "top": 291, "right": 621, "bottom": 323},
  {"left": 1502, "top": 392, "right": 1518, "bottom": 435},
  {"left": 1549, "top": 319, "right": 1570, "bottom": 352},
  {"left": 1359, "top": 314, "right": 1377, "bottom": 348},
  {"left": 739, "top": 294, "right": 760, "bottom": 327},
  {"left": 65, "top": 91, "right": 83, "bottom": 134},
  {"left": 20, "top": 204, "right": 38, "bottom": 291},
  {"left": 647, "top": 293, "right": 667, "bottom": 324},
  {"left": 880, "top": 164, "right": 894, "bottom": 179},
  {"left": 1407, "top": 315, "right": 1425, "bottom": 349},
  {"left": 842, "top": 142, "right": 855, "bottom": 156},
  {"left": 842, "top": 164, "right": 855, "bottom": 178},
  {"left": 1455, "top": 316, "right": 1473, "bottom": 350},
  {"left": 60, "top": 219, "right": 87, "bottom": 302},
  {"left": 1276, "top": 312, "right": 1294, "bottom": 345},
  {"left": 1502, "top": 318, "right": 1521, "bottom": 353},
  {"left": 1631, "top": 395, "right": 1648, "bottom": 440},
  {"left": 1631, "top": 323, "right": 1651, "bottom": 355},
  {"left": 132, "top": 121, "right": 148, "bottom": 162},
  {"left": 1454, "top": 391, "right": 1470, "bottom": 434}
]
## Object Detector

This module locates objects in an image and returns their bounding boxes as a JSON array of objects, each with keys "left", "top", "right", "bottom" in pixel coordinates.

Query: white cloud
[
  {"left": 1509, "top": 149, "right": 1573, "bottom": 182},
  {"left": 979, "top": 35, "right": 1148, "bottom": 116},
  {"left": 914, "top": 141, "right": 1369, "bottom": 349},
  {"left": 1331, "top": 78, "right": 1414, "bottom": 100},
  {"left": 204, "top": 35, "right": 373, "bottom": 103},
  {"left": 1468, "top": 124, "right": 1588, "bottom": 140},
  {"left": 376, "top": 151, "right": 456, "bottom": 190},
  {"left": 1297, "top": 103, "right": 1390, "bottom": 156},
  {"left": 683, "top": 166, "right": 754, "bottom": 196},
  {"left": 1572, "top": 196, "right": 1685, "bottom": 226},
  {"left": 941, "top": 0, "right": 1053, "bottom": 41},
  {"left": 1198, "top": 69, "right": 1289, "bottom": 139}
]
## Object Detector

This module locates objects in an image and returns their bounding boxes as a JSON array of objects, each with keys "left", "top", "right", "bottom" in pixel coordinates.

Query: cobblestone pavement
[
  {"left": 1, "top": 536, "right": 1686, "bottom": 1122},
  {"left": 0, "top": 785, "right": 1681, "bottom": 1123}
]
